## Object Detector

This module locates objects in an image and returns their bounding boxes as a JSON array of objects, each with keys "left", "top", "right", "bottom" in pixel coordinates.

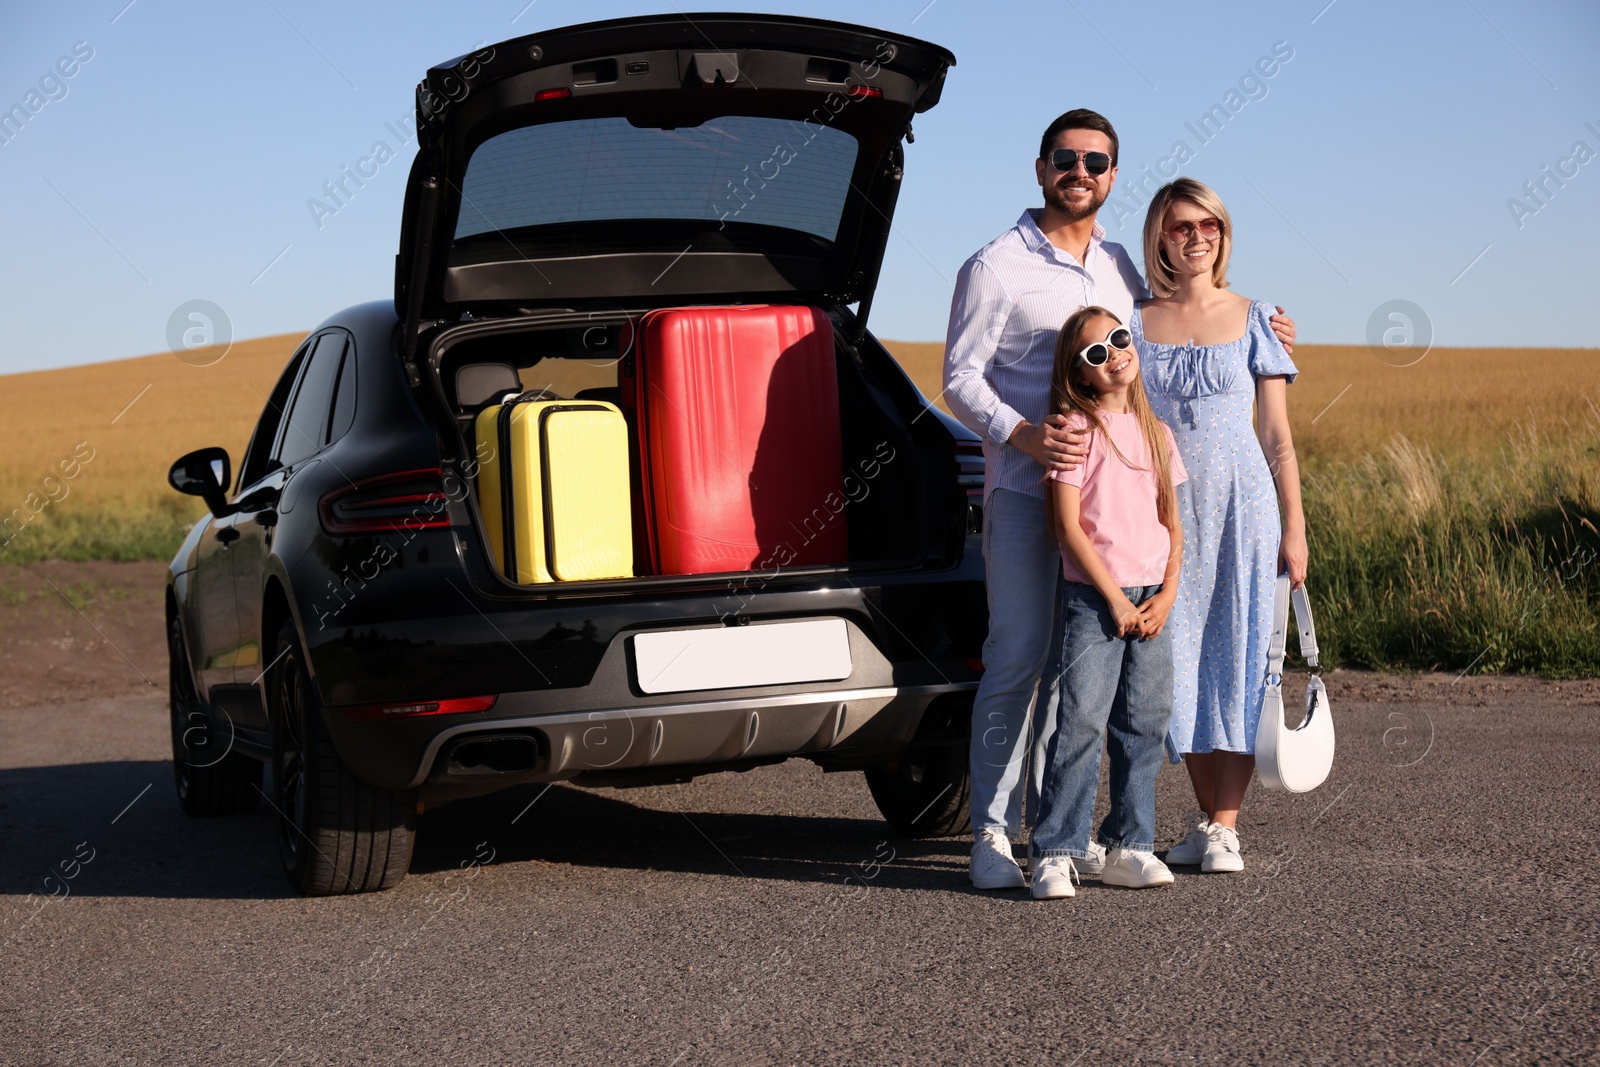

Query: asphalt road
[{"left": 2, "top": 675, "right": 1598, "bottom": 1066}]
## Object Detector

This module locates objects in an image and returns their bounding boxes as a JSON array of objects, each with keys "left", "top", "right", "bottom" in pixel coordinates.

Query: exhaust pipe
[{"left": 444, "top": 734, "right": 541, "bottom": 776}]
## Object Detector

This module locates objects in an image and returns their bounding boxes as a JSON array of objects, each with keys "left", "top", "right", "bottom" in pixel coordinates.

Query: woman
[{"left": 1132, "top": 178, "right": 1307, "bottom": 873}]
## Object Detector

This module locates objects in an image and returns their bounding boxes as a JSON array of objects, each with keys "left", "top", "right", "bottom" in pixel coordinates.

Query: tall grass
[
  {"left": 0, "top": 496, "right": 202, "bottom": 565},
  {"left": 1304, "top": 410, "right": 1600, "bottom": 676}
]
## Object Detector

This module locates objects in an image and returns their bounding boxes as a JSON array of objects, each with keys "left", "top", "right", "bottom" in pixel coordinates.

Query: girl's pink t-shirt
[{"left": 1045, "top": 410, "right": 1188, "bottom": 587}]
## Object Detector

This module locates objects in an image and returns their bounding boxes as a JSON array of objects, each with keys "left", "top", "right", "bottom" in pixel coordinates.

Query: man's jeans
[
  {"left": 1032, "top": 581, "right": 1174, "bottom": 859},
  {"left": 968, "top": 489, "right": 1065, "bottom": 836}
]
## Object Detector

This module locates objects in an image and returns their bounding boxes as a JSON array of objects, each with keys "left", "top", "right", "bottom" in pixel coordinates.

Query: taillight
[
  {"left": 339, "top": 695, "right": 498, "bottom": 722},
  {"left": 319, "top": 469, "right": 451, "bottom": 536},
  {"left": 955, "top": 441, "right": 985, "bottom": 535},
  {"left": 954, "top": 441, "right": 985, "bottom": 492},
  {"left": 847, "top": 85, "right": 883, "bottom": 99},
  {"left": 535, "top": 87, "right": 571, "bottom": 101}
]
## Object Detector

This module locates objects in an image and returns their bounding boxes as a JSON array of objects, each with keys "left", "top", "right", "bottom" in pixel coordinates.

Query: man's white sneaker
[
  {"left": 1030, "top": 855, "right": 1079, "bottom": 899},
  {"left": 1101, "top": 847, "right": 1175, "bottom": 889},
  {"left": 1165, "top": 810, "right": 1210, "bottom": 866},
  {"left": 1078, "top": 839, "right": 1107, "bottom": 877},
  {"left": 1201, "top": 823, "right": 1244, "bottom": 873},
  {"left": 969, "top": 828, "right": 1025, "bottom": 889}
]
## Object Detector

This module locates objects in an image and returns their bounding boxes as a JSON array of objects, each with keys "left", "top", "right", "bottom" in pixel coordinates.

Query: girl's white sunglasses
[{"left": 1077, "top": 327, "right": 1133, "bottom": 367}]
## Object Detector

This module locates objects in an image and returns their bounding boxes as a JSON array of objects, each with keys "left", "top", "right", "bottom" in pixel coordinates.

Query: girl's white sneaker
[
  {"left": 1201, "top": 823, "right": 1245, "bottom": 873},
  {"left": 1030, "top": 856, "right": 1079, "bottom": 899},
  {"left": 1102, "top": 847, "right": 1175, "bottom": 888},
  {"left": 1165, "top": 810, "right": 1210, "bottom": 865}
]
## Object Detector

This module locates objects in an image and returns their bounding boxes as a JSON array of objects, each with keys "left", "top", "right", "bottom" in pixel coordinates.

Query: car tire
[
  {"left": 169, "top": 613, "right": 261, "bottom": 817},
  {"left": 268, "top": 622, "right": 415, "bottom": 895},
  {"left": 864, "top": 744, "right": 971, "bottom": 837}
]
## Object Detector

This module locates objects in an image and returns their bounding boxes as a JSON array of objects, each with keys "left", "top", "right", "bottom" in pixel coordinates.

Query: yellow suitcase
[{"left": 474, "top": 396, "right": 634, "bottom": 583}]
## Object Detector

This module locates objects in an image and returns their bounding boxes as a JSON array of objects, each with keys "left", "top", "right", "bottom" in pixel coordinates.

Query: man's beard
[{"left": 1044, "top": 179, "right": 1106, "bottom": 222}]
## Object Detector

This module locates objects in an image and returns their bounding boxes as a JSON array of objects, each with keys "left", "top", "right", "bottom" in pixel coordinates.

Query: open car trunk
[
  {"left": 393, "top": 14, "right": 955, "bottom": 361},
  {"left": 392, "top": 15, "right": 962, "bottom": 591},
  {"left": 428, "top": 306, "right": 965, "bottom": 591}
]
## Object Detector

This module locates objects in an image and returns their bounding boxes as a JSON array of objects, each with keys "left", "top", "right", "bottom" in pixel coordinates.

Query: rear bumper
[
  {"left": 296, "top": 517, "right": 987, "bottom": 791},
  {"left": 414, "top": 680, "right": 977, "bottom": 790}
]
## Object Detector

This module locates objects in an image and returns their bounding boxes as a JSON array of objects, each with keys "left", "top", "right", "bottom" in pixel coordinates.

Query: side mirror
[{"left": 169, "top": 447, "right": 234, "bottom": 518}]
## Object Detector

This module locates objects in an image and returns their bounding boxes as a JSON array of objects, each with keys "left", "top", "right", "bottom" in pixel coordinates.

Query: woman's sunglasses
[
  {"left": 1049, "top": 149, "right": 1113, "bottom": 176},
  {"left": 1164, "top": 217, "right": 1223, "bottom": 243},
  {"left": 1077, "top": 327, "right": 1133, "bottom": 367}
]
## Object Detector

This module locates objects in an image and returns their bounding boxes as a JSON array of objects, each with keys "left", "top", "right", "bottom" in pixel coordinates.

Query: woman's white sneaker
[
  {"left": 1201, "top": 823, "right": 1244, "bottom": 873},
  {"left": 1101, "top": 847, "right": 1175, "bottom": 888},
  {"left": 1079, "top": 840, "right": 1107, "bottom": 877},
  {"left": 1030, "top": 855, "right": 1079, "bottom": 899},
  {"left": 1165, "top": 810, "right": 1210, "bottom": 865},
  {"left": 969, "top": 828, "right": 1025, "bottom": 889}
]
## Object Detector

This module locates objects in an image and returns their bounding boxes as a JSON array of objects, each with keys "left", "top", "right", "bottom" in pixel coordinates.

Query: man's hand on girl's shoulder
[
  {"left": 1039, "top": 413, "right": 1090, "bottom": 471},
  {"left": 1270, "top": 306, "right": 1296, "bottom": 354},
  {"left": 1008, "top": 414, "right": 1087, "bottom": 470}
]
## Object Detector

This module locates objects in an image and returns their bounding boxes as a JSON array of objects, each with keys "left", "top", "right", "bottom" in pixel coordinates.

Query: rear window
[{"left": 454, "top": 116, "right": 859, "bottom": 242}]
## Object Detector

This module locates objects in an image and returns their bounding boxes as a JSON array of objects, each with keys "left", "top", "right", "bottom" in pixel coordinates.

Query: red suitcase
[{"left": 625, "top": 305, "right": 848, "bottom": 575}]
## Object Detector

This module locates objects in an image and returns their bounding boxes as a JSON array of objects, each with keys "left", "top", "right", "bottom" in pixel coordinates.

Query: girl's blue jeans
[{"left": 1032, "top": 580, "right": 1175, "bottom": 859}]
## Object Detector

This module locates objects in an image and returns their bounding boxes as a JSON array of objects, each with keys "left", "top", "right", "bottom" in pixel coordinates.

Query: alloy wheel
[{"left": 272, "top": 642, "right": 309, "bottom": 871}]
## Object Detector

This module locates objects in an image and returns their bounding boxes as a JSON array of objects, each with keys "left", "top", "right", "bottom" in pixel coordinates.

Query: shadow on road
[
  {"left": 414, "top": 782, "right": 973, "bottom": 890},
  {"left": 1, "top": 761, "right": 970, "bottom": 900},
  {"left": 0, "top": 759, "right": 290, "bottom": 902}
]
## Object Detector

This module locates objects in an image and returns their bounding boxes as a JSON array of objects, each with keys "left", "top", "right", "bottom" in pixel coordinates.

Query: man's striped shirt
[{"left": 942, "top": 209, "right": 1147, "bottom": 502}]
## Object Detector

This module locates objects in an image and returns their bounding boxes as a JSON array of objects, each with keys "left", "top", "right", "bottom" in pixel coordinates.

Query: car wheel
[
  {"left": 267, "top": 622, "right": 415, "bottom": 895},
  {"left": 864, "top": 744, "right": 971, "bottom": 837},
  {"left": 169, "top": 613, "right": 260, "bottom": 817}
]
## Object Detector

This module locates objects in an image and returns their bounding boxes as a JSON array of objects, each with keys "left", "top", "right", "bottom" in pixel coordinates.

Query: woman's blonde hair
[
  {"left": 1142, "top": 178, "right": 1232, "bottom": 299},
  {"left": 1048, "top": 306, "right": 1178, "bottom": 538}
]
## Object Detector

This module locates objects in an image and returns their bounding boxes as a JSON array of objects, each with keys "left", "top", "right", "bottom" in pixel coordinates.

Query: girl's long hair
[{"left": 1048, "top": 306, "right": 1178, "bottom": 536}]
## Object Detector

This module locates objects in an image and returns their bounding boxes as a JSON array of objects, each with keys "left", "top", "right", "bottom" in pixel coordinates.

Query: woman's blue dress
[{"left": 1131, "top": 300, "right": 1298, "bottom": 763}]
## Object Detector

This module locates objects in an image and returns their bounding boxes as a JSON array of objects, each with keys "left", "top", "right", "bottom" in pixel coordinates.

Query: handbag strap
[{"left": 1266, "top": 574, "right": 1320, "bottom": 682}]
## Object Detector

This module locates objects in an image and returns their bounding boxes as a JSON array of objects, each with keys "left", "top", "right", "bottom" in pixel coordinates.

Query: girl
[
  {"left": 1132, "top": 178, "right": 1306, "bottom": 874},
  {"left": 1029, "top": 306, "right": 1188, "bottom": 899}
]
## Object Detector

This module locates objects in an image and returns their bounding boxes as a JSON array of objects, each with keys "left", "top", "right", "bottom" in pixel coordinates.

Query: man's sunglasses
[
  {"left": 1078, "top": 327, "right": 1133, "bottom": 367},
  {"left": 1049, "top": 149, "right": 1113, "bottom": 176}
]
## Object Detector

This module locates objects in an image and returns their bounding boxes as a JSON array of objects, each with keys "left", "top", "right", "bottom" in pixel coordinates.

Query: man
[{"left": 944, "top": 109, "right": 1294, "bottom": 889}]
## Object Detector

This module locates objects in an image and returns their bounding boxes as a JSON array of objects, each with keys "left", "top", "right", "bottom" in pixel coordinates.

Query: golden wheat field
[
  {"left": 886, "top": 340, "right": 1600, "bottom": 460},
  {"left": 2, "top": 334, "right": 1594, "bottom": 518},
  {"left": 0, "top": 334, "right": 304, "bottom": 518},
  {"left": 0, "top": 330, "right": 1596, "bottom": 672}
]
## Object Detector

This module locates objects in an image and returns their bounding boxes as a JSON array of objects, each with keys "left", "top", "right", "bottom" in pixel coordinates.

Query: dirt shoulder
[
  {"left": 0, "top": 560, "right": 1596, "bottom": 713},
  {"left": 0, "top": 560, "right": 169, "bottom": 709}
]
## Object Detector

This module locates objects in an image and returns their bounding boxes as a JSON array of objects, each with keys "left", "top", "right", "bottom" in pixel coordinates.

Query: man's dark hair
[{"left": 1039, "top": 109, "right": 1119, "bottom": 165}]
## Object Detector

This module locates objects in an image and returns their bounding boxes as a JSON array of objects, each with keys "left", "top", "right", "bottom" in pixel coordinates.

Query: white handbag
[{"left": 1255, "top": 575, "right": 1335, "bottom": 792}]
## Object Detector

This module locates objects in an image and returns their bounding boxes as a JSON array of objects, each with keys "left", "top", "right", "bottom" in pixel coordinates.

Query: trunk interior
[{"left": 428, "top": 307, "right": 963, "bottom": 590}]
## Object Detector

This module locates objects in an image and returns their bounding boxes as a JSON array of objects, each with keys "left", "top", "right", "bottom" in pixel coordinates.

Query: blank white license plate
[{"left": 633, "top": 619, "right": 852, "bottom": 695}]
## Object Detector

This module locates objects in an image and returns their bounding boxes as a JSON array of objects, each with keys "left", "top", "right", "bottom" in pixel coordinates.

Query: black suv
[{"left": 166, "top": 13, "right": 987, "bottom": 895}]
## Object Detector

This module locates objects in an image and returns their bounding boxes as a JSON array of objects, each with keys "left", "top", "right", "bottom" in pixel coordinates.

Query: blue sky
[{"left": 1, "top": 0, "right": 1597, "bottom": 373}]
